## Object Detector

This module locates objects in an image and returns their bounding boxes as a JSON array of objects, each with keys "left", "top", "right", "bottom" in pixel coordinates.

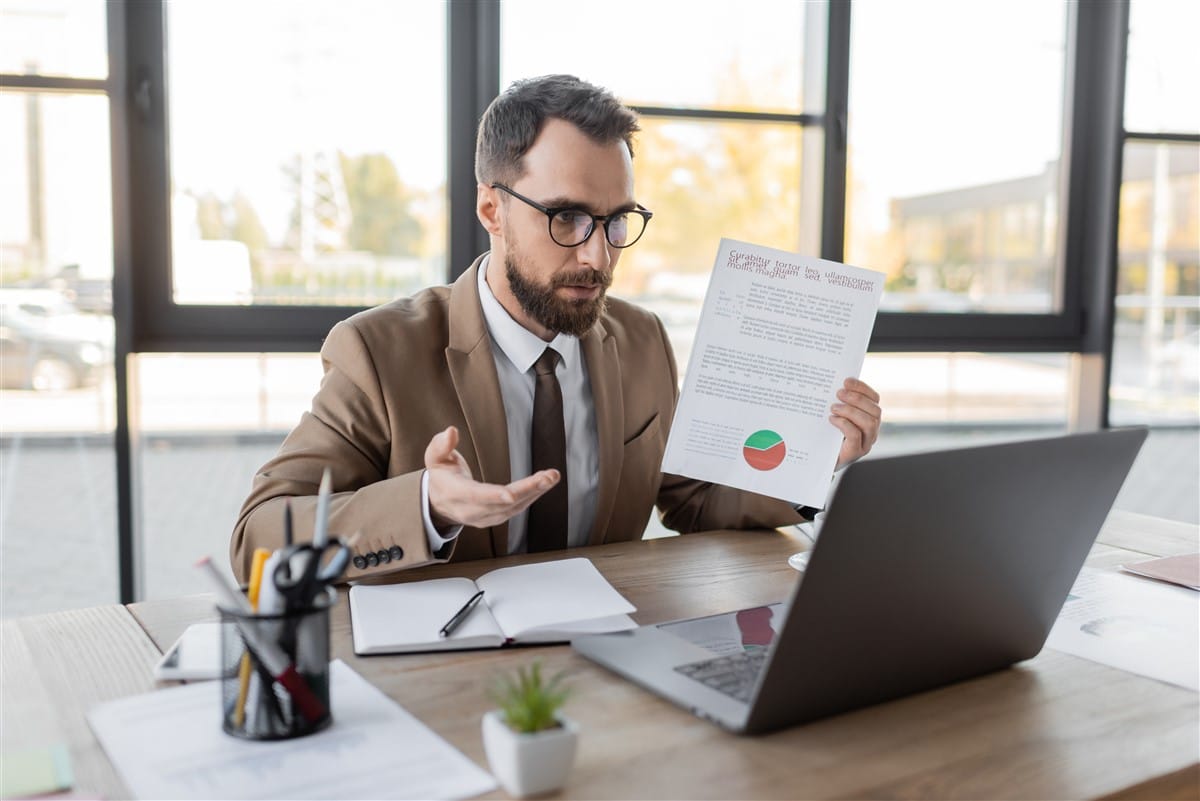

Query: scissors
[
  {"left": 272, "top": 538, "right": 351, "bottom": 612},
  {"left": 271, "top": 538, "right": 351, "bottom": 666}
]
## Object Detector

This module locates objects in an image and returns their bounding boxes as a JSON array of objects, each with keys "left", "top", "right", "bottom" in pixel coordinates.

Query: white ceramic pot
[{"left": 481, "top": 710, "right": 579, "bottom": 798}]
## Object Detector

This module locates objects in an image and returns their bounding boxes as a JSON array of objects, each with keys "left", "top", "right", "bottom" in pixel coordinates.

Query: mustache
[{"left": 551, "top": 269, "right": 612, "bottom": 289}]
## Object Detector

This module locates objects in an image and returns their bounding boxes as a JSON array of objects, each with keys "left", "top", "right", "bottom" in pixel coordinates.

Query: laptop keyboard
[{"left": 674, "top": 649, "right": 769, "bottom": 703}]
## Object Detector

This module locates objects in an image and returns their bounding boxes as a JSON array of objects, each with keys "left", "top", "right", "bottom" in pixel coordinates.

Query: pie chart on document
[{"left": 742, "top": 430, "right": 787, "bottom": 471}]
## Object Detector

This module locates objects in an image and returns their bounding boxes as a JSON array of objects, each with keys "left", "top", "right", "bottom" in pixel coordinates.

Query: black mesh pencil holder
[{"left": 217, "top": 586, "right": 335, "bottom": 740}]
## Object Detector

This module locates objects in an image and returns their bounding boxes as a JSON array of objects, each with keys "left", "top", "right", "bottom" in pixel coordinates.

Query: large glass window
[
  {"left": 166, "top": 0, "right": 447, "bottom": 307},
  {"left": 1107, "top": 0, "right": 1199, "bottom": 526},
  {"left": 0, "top": 0, "right": 107, "bottom": 79},
  {"left": 6, "top": 1, "right": 1190, "bottom": 615},
  {"left": 845, "top": 0, "right": 1068, "bottom": 314},
  {"left": 136, "top": 354, "right": 321, "bottom": 600},
  {"left": 863, "top": 353, "right": 1070, "bottom": 427},
  {"left": 501, "top": 0, "right": 826, "bottom": 368},
  {"left": 0, "top": 0, "right": 116, "bottom": 617},
  {"left": 501, "top": 0, "right": 818, "bottom": 114},
  {"left": 1110, "top": 143, "right": 1199, "bottom": 425},
  {"left": 1124, "top": 0, "right": 1200, "bottom": 135},
  {"left": 1110, "top": 0, "right": 1200, "bottom": 429},
  {"left": 626, "top": 118, "right": 812, "bottom": 369}
]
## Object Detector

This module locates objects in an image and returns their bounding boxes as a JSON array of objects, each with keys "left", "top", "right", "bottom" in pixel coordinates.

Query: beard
[{"left": 504, "top": 246, "right": 612, "bottom": 338}]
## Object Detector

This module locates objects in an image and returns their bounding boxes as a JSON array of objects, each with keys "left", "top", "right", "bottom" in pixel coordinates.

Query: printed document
[
  {"left": 87, "top": 659, "right": 497, "bottom": 800},
  {"left": 1047, "top": 567, "right": 1199, "bottom": 691},
  {"left": 662, "top": 238, "right": 884, "bottom": 507}
]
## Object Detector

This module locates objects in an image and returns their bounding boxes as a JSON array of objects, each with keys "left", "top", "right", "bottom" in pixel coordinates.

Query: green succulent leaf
[{"left": 489, "top": 660, "right": 571, "bottom": 734}]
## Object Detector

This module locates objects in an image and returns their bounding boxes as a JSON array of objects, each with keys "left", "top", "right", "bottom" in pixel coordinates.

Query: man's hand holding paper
[
  {"left": 662, "top": 238, "right": 885, "bottom": 509},
  {"left": 832, "top": 377, "right": 882, "bottom": 469}
]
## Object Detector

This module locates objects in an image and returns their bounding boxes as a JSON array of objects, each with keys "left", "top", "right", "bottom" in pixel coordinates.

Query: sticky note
[{"left": 0, "top": 743, "right": 73, "bottom": 798}]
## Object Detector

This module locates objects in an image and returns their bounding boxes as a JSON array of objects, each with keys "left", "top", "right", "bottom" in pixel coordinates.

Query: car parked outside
[{"left": 0, "top": 290, "right": 114, "bottom": 391}]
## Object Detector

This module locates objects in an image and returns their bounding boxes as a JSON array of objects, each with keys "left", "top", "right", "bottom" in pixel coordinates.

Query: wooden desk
[{"left": 3, "top": 510, "right": 1197, "bottom": 800}]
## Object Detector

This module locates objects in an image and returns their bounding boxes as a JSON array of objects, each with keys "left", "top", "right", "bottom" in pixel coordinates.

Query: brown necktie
[{"left": 527, "top": 347, "right": 568, "bottom": 552}]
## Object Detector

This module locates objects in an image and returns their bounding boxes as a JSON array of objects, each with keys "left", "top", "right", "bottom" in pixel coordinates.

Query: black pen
[
  {"left": 439, "top": 590, "right": 485, "bottom": 638},
  {"left": 283, "top": 498, "right": 294, "bottom": 547}
]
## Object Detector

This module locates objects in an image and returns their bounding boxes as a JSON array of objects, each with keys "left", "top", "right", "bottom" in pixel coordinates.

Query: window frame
[
  {"left": 1109, "top": 0, "right": 1200, "bottom": 425},
  {"left": 861, "top": 1, "right": 1122, "bottom": 354},
  {"left": 115, "top": 1, "right": 1125, "bottom": 356},
  {"left": 0, "top": 0, "right": 1139, "bottom": 603}
]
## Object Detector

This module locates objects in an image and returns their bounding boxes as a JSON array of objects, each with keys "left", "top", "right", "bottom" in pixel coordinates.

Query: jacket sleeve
[{"left": 229, "top": 320, "right": 444, "bottom": 583}]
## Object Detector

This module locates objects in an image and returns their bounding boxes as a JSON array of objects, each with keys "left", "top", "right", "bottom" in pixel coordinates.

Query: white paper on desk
[
  {"left": 87, "top": 659, "right": 497, "bottom": 800},
  {"left": 662, "top": 238, "right": 884, "bottom": 508},
  {"left": 1046, "top": 567, "right": 1200, "bottom": 691}
]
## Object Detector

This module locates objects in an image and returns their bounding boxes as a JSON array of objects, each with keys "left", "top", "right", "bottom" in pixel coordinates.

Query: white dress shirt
[{"left": 422, "top": 257, "right": 600, "bottom": 554}]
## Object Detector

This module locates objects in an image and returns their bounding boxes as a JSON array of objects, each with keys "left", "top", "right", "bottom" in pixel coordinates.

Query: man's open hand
[{"left": 425, "top": 426, "right": 560, "bottom": 529}]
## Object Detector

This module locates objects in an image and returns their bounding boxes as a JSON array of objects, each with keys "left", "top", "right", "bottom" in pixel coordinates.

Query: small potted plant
[{"left": 481, "top": 661, "right": 578, "bottom": 798}]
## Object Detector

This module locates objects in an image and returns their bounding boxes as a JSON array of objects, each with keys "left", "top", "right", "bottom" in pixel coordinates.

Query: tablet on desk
[{"left": 154, "top": 622, "right": 233, "bottom": 681}]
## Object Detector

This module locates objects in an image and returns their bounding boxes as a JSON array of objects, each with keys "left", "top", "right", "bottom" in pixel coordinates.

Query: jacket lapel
[
  {"left": 446, "top": 256, "right": 512, "bottom": 557},
  {"left": 581, "top": 318, "right": 623, "bottom": 546}
]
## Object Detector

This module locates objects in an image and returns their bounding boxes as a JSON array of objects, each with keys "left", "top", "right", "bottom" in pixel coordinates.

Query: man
[{"left": 231, "top": 75, "right": 881, "bottom": 583}]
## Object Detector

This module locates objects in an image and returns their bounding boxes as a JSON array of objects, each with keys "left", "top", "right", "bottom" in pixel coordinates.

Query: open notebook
[{"left": 349, "top": 557, "right": 637, "bottom": 654}]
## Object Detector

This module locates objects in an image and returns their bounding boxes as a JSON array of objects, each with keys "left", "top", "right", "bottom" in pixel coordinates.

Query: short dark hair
[{"left": 474, "top": 74, "right": 640, "bottom": 186}]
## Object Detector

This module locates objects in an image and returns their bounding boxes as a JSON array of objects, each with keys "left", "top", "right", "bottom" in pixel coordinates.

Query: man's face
[{"left": 484, "top": 117, "right": 636, "bottom": 340}]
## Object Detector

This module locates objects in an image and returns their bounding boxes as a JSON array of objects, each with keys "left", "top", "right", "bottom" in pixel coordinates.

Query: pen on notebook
[
  {"left": 439, "top": 590, "right": 485, "bottom": 638},
  {"left": 194, "top": 556, "right": 327, "bottom": 723},
  {"left": 312, "top": 468, "right": 332, "bottom": 547}
]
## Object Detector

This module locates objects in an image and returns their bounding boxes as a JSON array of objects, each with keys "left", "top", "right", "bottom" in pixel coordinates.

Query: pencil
[
  {"left": 313, "top": 468, "right": 332, "bottom": 547},
  {"left": 234, "top": 549, "right": 271, "bottom": 729}
]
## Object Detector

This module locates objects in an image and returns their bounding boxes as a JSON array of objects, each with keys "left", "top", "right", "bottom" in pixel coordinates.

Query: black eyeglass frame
[{"left": 491, "top": 183, "right": 653, "bottom": 249}]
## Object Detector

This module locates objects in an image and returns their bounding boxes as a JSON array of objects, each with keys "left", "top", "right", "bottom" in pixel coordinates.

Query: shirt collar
[{"left": 477, "top": 255, "right": 580, "bottom": 374}]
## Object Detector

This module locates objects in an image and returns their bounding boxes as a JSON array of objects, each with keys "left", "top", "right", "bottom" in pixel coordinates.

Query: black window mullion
[
  {"left": 1124, "top": 131, "right": 1200, "bottom": 144},
  {"left": 630, "top": 106, "right": 822, "bottom": 126},
  {"left": 447, "top": 0, "right": 499, "bottom": 281},
  {"left": 820, "top": 0, "right": 850, "bottom": 265},
  {"left": 123, "top": 0, "right": 167, "bottom": 352},
  {"left": 109, "top": 0, "right": 137, "bottom": 604},
  {"left": 1062, "top": 0, "right": 1128, "bottom": 363},
  {"left": 871, "top": 313, "right": 1084, "bottom": 353},
  {"left": 0, "top": 74, "right": 108, "bottom": 93},
  {"left": 1067, "top": 0, "right": 1129, "bottom": 429}
]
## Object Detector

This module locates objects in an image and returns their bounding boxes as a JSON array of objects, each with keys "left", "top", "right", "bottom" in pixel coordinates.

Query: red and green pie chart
[{"left": 743, "top": 429, "right": 787, "bottom": 471}]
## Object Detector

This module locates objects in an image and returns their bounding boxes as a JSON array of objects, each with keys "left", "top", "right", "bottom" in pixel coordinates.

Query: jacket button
[
  {"left": 388, "top": 545, "right": 404, "bottom": 561},
  {"left": 377, "top": 549, "right": 391, "bottom": 564},
  {"left": 353, "top": 555, "right": 367, "bottom": 570},
  {"left": 365, "top": 552, "right": 379, "bottom": 567}
]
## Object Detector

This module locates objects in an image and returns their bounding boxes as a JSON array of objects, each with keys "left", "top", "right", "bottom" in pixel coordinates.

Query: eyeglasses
[{"left": 491, "top": 183, "right": 653, "bottom": 249}]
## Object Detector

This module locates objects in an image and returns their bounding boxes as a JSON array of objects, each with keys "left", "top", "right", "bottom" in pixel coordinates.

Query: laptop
[{"left": 572, "top": 427, "right": 1148, "bottom": 735}]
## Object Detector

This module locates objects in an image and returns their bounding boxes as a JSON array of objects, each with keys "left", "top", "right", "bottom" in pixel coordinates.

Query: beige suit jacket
[{"left": 231, "top": 256, "right": 802, "bottom": 582}]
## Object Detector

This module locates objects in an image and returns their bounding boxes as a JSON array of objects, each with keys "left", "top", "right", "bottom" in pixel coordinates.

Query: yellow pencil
[
  {"left": 247, "top": 548, "right": 271, "bottom": 610},
  {"left": 234, "top": 548, "right": 272, "bottom": 728}
]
